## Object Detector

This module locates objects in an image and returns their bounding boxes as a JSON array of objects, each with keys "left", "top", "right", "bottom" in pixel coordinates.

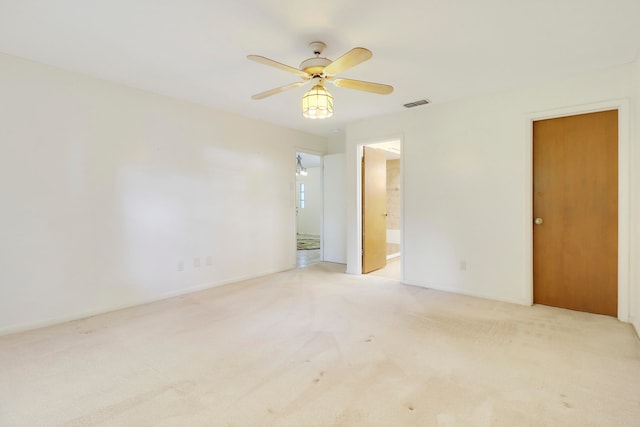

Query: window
[{"left": 299, "top": 183, "right": 305, "bottom": 209}]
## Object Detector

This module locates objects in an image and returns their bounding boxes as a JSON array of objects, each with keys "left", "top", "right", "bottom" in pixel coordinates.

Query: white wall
[
  {"left": 631, "top": 54, "right": 640, "bottom": 335},
  {"left": 346, "top": 64, "right": 637, "bottom": 317},
  {"left": 0, "top": 53, "right": 326, "bottom": 334},
  {"left": 323, "top": 154, "right": 347, "bottom": 264},
  {"left": 387, "top": 230, "right": 401, "bottom": 246},
  {"left": 295, "top": 166, "right": 322, "bottom": 236},
  {"left": 324, "top": 134, "right": 347, "bottom": 265},
  {"left": 327, "top": 132, "right": 346, "bottom": 154}
]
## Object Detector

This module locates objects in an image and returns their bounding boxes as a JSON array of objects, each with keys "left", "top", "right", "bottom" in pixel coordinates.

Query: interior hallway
[
  {"left": 1, "top": 263, "right": 639, "bottom": 426},
  {"left": 296, "top": 249, "right": 321, "bottom": 267}
]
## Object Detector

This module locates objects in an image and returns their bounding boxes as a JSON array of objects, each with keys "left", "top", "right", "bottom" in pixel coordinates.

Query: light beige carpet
[
  {"left": 1, "top": 263, "right": 639, "bottom": 426},
  {"left": 368, "top": 257, "right": 401, "bottom": 280}
]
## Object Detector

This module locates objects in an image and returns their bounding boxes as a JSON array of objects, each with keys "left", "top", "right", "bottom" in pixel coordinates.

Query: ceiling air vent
[{"left": 403, "top": 99, "right": 430, "bottom": 108}]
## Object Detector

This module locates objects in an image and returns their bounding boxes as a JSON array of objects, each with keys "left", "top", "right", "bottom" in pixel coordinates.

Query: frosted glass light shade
[{"left": 302, "top": 84, "right": 333, "bottom": 119}]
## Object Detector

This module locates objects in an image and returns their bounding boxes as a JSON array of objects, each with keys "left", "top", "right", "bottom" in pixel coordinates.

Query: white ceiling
[{"left": 1, "top": 0, "right": 639, "bottom": 137}]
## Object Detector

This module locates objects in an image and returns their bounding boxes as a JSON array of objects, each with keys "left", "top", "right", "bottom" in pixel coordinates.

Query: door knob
[{"left": 534, "top": 217, "right": 543, "bottom": 225}]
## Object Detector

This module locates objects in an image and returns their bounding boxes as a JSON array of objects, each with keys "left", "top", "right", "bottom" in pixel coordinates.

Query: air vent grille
[{"left": 403, "top": 99, "right": 430, "bottom": 108}]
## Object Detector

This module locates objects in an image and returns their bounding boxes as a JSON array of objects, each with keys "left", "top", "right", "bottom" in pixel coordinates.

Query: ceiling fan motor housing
[{"left": 299, "top": 57, "right": 332, "bottom": 76}]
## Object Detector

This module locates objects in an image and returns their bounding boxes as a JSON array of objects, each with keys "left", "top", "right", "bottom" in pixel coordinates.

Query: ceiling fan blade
[
  {"left": 331, "top": 78, "right": 393, "bottom": 95},
  {"left": 251, "top": 81, "right": 308, "bottom": 100},
  {"left": 323, "top": 47, "right": 372, "bottom": 76},
  {"left": 247, "top": 55, "right": 310, "bottom": 79}
]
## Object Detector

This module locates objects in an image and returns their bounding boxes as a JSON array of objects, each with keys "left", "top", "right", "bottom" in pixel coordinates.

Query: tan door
[
  {"left": 362, "top": 146, "right": 387, "bottom": 273},
  {"left": 533, "top": 110, "right": 618, "bottom": 316}
]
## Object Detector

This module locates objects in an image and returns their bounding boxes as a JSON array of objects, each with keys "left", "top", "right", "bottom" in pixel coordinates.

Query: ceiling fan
[{"left": 247, "top": 41, "right": 393, "bottom": 119}]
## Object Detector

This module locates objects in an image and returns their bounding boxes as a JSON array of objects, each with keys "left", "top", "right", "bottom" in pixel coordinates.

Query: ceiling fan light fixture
[
  {"left": 302, "top": 84, "right": 333, "bottom": 119},
  {"left": 249, "top": 42, "right": 392, "bottom": 116}
]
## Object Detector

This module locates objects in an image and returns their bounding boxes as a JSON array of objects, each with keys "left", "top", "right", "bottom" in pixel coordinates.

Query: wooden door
[
  {"left": 362, "top": 146, "right": 387, "bottom": 273},
  {"left": 533, "top": 110, "right": 618, "bottom": 316}
]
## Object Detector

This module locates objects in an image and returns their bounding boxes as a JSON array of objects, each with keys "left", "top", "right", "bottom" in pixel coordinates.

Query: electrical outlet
[
  {"left": 460, "top": 260, "right": 467, "bottom": 271},
  {"left": 194, "top": 257, "right": 201, "bottom": 268},
  {"left": 177, "top": 261, "right": 184, "bottom": 272},
  {"left": 205, "top": 256, "right": 213, "bottom": 266}
]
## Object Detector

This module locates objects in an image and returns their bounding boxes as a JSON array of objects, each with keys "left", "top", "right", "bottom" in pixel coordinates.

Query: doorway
[
  {"left": 295, "top": 152, "right": 323, "bottom": 267},
  {"left": 533, "top": 110, "right": 618, "bottom": 316},
  {"left": 360, "top": 140, "right": 402, "bottom": 279}
]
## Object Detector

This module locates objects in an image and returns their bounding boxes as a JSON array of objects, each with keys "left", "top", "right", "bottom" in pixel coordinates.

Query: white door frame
[
  {"left": 525, "top": 99, "right": 630, "bottom": 322},
  {"left": 353, "top": 136, "right": 404, "bottom": 278},
  {"left": 294, "top": 149, "right": 325, "bottom": 264}
]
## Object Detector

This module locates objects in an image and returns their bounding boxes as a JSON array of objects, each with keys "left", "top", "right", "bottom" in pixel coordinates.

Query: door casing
[
  {"left": 293, "top": 149, "right": 325, "bottom": 267},
  {"left": 353, "top": 136, "right": 404, "bottom": 277},
  {"left": 525, "top": 99, "right": 630, "bottom": 322}
]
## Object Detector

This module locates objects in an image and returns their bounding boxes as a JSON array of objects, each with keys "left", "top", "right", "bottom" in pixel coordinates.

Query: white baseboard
[
  {"left": 402, "top": 279, "right": 640, "bottom": 334},
  {"left": 402, "top": 279, "right": 529, "bottom": 306},
  {"left": 0, "top": 268, "right": 287, "bottom": 336},
  {"left": 386, "top": 252, "right": 400, "bottom": 260},
  {"left": 632, "top": 317, "right": 640, "bottom": 340}
]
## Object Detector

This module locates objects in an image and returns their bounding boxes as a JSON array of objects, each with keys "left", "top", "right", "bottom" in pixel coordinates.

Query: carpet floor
[{"left": 1, "top": 263, "right": 639, "bottom": 426}]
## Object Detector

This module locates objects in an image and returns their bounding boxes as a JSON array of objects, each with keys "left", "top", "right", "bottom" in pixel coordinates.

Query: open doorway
[
  {"left": 295, "top": 152, "right": 323, "bottom": 267},
  {"left": 361, "top": 140, "right": 401, "bottom": 279}
]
